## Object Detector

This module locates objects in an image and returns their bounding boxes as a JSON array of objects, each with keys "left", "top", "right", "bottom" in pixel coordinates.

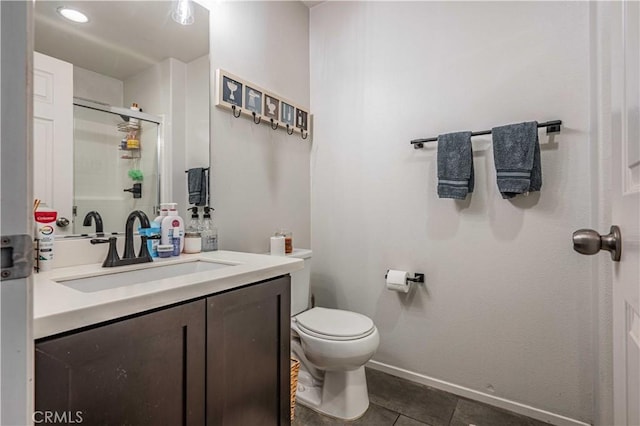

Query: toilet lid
[{"left": 295, "top": 307, "right": 375, "bottom": 339}]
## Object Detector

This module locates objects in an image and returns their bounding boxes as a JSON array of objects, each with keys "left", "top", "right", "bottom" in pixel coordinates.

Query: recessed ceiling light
[{"left": 57, "top": 7, "right": 89, "bottom": 24}]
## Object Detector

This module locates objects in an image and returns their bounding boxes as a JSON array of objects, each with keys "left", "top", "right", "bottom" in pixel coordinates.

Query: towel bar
[{"left": 410, "top": 120, "right": 562, "bottom": 149}]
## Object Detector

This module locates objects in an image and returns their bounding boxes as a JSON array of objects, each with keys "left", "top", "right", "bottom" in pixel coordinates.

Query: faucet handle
[
  {"left": 90, "top": 238, "right": 110, "bottom": 245},
  {"left": 96, "top": 237, "right": 120, "bottom": 267},
  {"left": 138, "top": 235, "right": 154, "bottom": 262}
]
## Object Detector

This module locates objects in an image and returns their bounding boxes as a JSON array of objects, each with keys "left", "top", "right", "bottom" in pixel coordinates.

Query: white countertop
[{"left": 34, "top": 251, "right": 303, "bottom": 339}]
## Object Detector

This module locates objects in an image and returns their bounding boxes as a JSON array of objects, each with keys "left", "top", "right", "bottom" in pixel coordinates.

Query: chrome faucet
[
  {"left": 82, "top": 211, "right": 104, "bottom": 236},
  {"left": 91, "top": 210, "right": 155, "bottom": 267}
]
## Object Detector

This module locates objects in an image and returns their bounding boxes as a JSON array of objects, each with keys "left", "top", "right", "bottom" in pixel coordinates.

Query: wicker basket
[{"left": 290, "top": 358, "right": 301, "bottom": 420}]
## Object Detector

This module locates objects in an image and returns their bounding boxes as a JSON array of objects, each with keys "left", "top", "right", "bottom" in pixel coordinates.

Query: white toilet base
[{"left": 296, "top": 366, "right": 370, "bottom": 421}]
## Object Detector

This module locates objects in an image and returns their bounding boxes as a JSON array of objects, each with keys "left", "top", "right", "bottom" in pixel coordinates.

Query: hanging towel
[
  {"left": 437, "top": 131, "right": 474, "bottom": 200},
  {"left": 187, "top": 167, "right": 208, "bottom": 206},
  {"left": 492, "top": 121, "right": 542, "bottom": 199}
]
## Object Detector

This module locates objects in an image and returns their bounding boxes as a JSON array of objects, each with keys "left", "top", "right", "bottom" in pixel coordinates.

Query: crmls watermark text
[{"left": 32, "top": 411, "right": 83, "bottom": 424}]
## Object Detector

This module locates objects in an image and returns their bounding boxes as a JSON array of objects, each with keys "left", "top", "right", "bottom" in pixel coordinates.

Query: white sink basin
[{"left": 55, "top": 260, "right": 232, "bottom": 293}]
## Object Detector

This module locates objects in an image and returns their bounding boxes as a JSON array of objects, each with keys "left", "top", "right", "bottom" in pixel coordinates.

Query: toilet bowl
[
  {"left": 291, "top": 307, "right": 379, "bottom": 420},
  {"left": 287, "top": 249, "right": 380, "bottom": 420}
]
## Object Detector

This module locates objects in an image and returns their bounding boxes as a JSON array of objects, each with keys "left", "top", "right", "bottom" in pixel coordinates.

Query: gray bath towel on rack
[
  {"left": 187, "top": 167, "right": 208, "bottom": 206},
  {"left": 437, "top": 131, "right": 474, "bottom": 200},
  {"left": 492, "top": 121, "right": 541, "bottom": 199}
]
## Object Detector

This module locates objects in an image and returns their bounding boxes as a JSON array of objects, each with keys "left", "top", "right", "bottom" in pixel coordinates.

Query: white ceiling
[{"left": 34, "top": 1, "right": 209, "bottom": 81}]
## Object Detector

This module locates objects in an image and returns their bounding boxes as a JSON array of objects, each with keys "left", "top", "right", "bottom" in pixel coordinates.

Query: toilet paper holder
[{"left": 385, "top": 270, "right": 425, "bottom": 284}]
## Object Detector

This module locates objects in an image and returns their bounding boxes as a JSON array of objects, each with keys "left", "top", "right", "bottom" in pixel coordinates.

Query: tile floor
[{"left": 292, "top": 368, "right": 552, "bottom": 426}]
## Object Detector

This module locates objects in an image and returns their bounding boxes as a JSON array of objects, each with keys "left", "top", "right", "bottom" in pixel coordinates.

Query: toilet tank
[{"left": 288, "top": 249, "right": 312, "bottom": 316}]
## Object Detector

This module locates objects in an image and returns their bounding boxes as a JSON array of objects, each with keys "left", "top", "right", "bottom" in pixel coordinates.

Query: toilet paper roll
[
  {"left": 270, "top": 236, "right": 285, "bottom": 256},
  {"left": 386, "top": 269, "right": 410, "bottom": 293}
]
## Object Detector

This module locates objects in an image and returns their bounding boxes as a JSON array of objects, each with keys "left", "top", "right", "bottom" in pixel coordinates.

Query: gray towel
[
  {"left": 492, "top": 121, "right": 542, "bottom": 199},
  {"left": 187, "top": 168, "right": 208, "bottom": 206},
  {"left": 437, "top": 131, "right": 474, "bottom": 200}
]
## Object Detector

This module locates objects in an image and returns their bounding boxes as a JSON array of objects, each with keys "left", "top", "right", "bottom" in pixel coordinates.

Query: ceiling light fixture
[
  {"left": 57, "top": 7, "right": 89, "bottom": 23},
  {"left": 171, "top": 0, "right": 194, "bottom": 26}
]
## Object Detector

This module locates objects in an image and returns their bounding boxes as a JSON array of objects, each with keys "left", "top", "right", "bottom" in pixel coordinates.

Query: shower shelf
[
  {"left": 119, "top": 148, "right": 141, "bottom": 159},
  {"left": 117, "top": 122, "right": 140, "bottom": 133}
]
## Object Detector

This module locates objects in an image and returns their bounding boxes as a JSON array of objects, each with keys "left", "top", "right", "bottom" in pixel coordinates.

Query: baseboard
[{"left": 366, "top": 360, "right": 591, "bottom": 426}]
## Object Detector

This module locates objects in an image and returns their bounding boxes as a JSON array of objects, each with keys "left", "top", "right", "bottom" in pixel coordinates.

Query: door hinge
[{"left": 1, "top": 234, "right": 33, "bottom": 281}]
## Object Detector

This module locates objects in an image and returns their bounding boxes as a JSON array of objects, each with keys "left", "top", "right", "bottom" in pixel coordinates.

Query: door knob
[
  {"left": 56, "top": 217, "right": 70, "bottom": 228},
  {"left": 572, "top": 225, "right": 621, "bottom": 261}
]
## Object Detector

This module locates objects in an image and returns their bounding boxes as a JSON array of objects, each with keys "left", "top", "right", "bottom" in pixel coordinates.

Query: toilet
[{"left": 289, "top": 249, "right": 380, "bottom": 421}]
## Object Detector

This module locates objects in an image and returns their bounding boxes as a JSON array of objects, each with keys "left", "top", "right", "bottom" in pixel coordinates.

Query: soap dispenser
[
  {"left": 201, "top": 207, "right": 218, "bottom": 251},
  {"left": 187, "top": 207, "right": 201, "bottom": 232}
]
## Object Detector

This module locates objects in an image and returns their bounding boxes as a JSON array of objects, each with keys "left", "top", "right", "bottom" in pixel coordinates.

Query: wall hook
[
  {"left": 270, "top": 118, "right": 279, "bottom": 130},
  {"left": 286, "top": 124, "right": 294, "bottom": 135},
  {"left": 301, "top": 130, "right": 308, "bottom": 140},
  {"left": 232, "top": 105, "right": 242, "bottom": 118},
  {"left": 252, "top": 112, "right": 261, "bottom": 124}
]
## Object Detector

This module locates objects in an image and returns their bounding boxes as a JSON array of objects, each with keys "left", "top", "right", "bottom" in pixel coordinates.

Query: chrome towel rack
[{"left": 410, "top": 120, "right": 562, "bottom": 149}]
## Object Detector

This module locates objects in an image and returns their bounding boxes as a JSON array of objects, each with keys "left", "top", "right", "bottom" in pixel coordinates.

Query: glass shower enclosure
[{"left": 72, "top": 99, "right": 162, "bottom": 235}]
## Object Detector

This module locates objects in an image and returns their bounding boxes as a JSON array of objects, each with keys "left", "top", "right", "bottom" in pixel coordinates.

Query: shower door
[{"left": 73, "top": 104, "right": 160, "bottom": 234}]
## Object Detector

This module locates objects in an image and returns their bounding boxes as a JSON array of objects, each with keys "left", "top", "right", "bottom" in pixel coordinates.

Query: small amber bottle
[{"left": 276, "top": 229, "right": 293, "bottom": 254}]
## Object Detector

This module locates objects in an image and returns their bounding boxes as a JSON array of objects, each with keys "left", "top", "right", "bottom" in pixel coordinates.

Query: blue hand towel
[
  {"left": 492, "top": 121, "right": 542, "bottom": 199},
  {"left": 187, "top": 167, "right": 208, "bottom": 206},
  {"left": 437, "top": 131, "right": 474, "bottom": 200}
]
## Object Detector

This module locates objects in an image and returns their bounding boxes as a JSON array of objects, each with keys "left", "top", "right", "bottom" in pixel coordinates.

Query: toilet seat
[{"left": 295, "top": 307, "right": 375, "bottom": 341}]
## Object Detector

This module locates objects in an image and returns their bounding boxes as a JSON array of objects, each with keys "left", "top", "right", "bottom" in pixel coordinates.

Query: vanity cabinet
[
  {"left": 35, "top": 275, "right": 291, "bottom": 426},
  {"left": 207, "top": 276, "right": 291, "bottom": 426}
]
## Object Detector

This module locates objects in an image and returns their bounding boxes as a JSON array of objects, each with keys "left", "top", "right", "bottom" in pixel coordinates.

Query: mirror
[{"left": 33, "top": 1, "right": 209, "bottom": 236}]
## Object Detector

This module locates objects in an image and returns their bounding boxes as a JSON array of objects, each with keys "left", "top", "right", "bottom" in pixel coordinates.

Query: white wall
[
  {"left": 209, "top": 1, "right": 310, "bottom": 253},
  {"left": 186, "top": 54, "right": 210, "bottom": 172},
  {"left": 73, "top": 65, "right": 123, "bottom": 106},
  {"left": 124, "top": 58, "right": 186, "bottom": 212},
  {"left": 310, "top": 2, "right": 594, "bottom": 423}
]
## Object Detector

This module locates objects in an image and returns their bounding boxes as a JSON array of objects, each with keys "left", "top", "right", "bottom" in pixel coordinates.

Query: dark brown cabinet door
[
  {"left": 35, "top": 299, "right": 206, "bottom": 426},
  {"left": 206, "top": 276, "right": 291, "bottom": 426}
]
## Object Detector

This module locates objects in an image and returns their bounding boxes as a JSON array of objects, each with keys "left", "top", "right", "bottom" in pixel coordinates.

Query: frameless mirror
[{"left": 33, "top": 1, "right": 209, "bottom": 237}]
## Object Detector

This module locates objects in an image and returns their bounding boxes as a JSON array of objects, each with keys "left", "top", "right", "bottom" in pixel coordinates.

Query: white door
[
  {"left": 33, "top": 52, "right": 73, "bottom": 236},
  {"left": 0, "top": 1, "right": 34, "bottom": 425},
  {"left": 613, "top": 2, "right": 640, "bottom": 424}
]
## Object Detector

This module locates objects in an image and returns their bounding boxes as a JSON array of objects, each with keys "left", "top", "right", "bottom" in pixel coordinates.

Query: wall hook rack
[
  {"left": 215, "top": 69, "right": 311, "bottom": 140},
  {"left": 410, "top": 120, "right": 562, "bottom": 149}
]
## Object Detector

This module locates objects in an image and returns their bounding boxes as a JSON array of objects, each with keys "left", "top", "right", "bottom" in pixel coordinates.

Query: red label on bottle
[
  {"left": 34, "top": 211, "right": 57, "bottom": 223},
  {"left": 172, "top": 219, "right": 180, "bottom": 227}
]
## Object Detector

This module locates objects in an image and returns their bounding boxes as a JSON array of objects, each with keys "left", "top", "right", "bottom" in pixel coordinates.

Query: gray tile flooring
[{"left": 292, "top": 368, "right": 552, "bottom": 426}]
